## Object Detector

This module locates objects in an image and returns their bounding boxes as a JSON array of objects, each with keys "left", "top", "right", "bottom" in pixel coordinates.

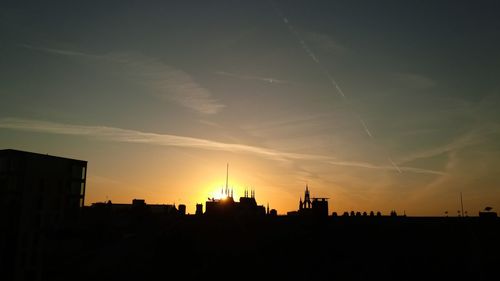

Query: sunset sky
[{"left": 1, "top": 0, "right": 499, "bottom": 215}]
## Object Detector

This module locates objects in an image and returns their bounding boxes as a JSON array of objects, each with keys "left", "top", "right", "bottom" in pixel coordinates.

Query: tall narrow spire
[
  {"left": 460, "top": 192, "right": 464, "bottom": 217},
  {"left": 225, "top": 163, "right": 229, "bottom": 196},
  {"left": 304, "top": 184, "right": 311, "bottom": 209}
]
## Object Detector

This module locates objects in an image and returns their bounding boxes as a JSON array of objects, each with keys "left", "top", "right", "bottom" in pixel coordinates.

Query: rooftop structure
[{"left": 204, "top": 164, "right": 265, "bottom": 216}]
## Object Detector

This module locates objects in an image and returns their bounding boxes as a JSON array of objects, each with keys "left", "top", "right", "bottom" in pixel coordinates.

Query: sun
[{"left": 212, "top": 189, "right": 228, "bottom": 200}]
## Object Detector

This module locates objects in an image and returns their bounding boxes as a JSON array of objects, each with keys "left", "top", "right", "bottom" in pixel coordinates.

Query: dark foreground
[{"left": 35, "top": 213, "right": 499, "bottom": 281}]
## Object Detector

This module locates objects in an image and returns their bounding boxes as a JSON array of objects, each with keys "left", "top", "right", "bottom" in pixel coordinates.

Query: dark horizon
[
  {"left": 1, "top": 0, "right": 500, "bottom": 216},
  {"left": 1, "top": 148, "right": 499, "bottom": 281}
]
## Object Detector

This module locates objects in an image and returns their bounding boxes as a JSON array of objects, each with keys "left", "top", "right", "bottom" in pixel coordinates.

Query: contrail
[
  {"left": 270, "top": 1, "right": 420, "bottom": 180},
  {"left": 358, "top": 117, "right": 373, "bottom": 138},
  {"left": 389, "top": 157, "right": 403, "bottom": 173},
  {"left": 215, "top": 71, "right": 291, "bottom": 84},
  {"left": 271, "top": 2, "right": 346, "bottom": 99},
  {"left": 272, "top": 1, "right": 374, "bottom": 139},
  {"left": 324, "top": 70, "right": 346, "bottom": 98}
]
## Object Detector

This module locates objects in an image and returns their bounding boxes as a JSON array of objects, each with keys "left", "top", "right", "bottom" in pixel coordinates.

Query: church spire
[{"left": 304, "top": 185, "right": 311, "bottom": 209}]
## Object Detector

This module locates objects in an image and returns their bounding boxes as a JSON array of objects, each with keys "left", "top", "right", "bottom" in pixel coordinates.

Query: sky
[{"left": 1, "top": 0, "right": 500, "bottom": 215}]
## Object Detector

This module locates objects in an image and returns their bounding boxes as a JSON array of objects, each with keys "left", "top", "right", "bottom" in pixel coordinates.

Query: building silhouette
[
  {"left": 195, "top": 203, "right": 203, "bottom": 215},
  {"left": 0, "top": 149, "right": 87, "bottom": 281},
  {"left": 479, "top": 207, "right": 498, "bottom": 218},
  {"left": 89, "top": 199, "right": 179, "bottom": 215},
  {"left": 204, "top": 164, "right": 265, "bottom": 217},
  {"left": 289, "top": 185, "right": 329, "bottom": 217},
  {"left": 205, "top": 187, "right": 265, "bottom": 216}
]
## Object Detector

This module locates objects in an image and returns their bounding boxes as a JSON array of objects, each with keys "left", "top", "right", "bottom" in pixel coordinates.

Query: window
[
  {"left": 80, "top": 182, "right": 85, "bottom": 196},
  {"left": 82, "top": 166, "right": 86, "bottom": 179}
]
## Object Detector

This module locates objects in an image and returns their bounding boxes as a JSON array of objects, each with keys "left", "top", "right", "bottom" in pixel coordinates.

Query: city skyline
[{"left": 1, "top": 0, "right": 500, "bottom": 215}]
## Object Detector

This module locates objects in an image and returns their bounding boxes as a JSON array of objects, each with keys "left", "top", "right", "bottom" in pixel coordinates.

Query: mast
[
  {"left": 225, "top": 163, "right": 229, "bottom": 196},
  {"left": 460, "top": 192, "right": 464, "bottom": 217}
]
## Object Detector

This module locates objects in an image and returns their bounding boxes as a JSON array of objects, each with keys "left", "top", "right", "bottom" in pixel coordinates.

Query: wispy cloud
[
  {"left": 111, "top": 53, "right": 225, "bottom": 114},
  {"left": 0, "top": 118, "right": 324, "bottom": 162},
  {"left": 327, "top": 160, "right": 445, "bottom": 175},
  {"left": 20, "top": 45, "right": 224, "bottom": 114},
  {"left": 398, "top": 129, "right": 485, "bottom": 165},
  {"left": 0, "top": 117, "right": 446, "bottom": 176},
  {"left": 215, "top": 71, "right": 291, "bottom": 85},
  {"left": 299, "top": 30, "right": 349, "bottom": 55},
  {"left": 20, "top": 44, "right": 95, "bottom": 58},
  {"left": 390, "top": 72, "right": 436, "bottom": 89}
]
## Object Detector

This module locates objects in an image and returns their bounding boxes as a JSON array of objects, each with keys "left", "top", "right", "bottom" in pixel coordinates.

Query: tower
[
  {"left": 303, "top": 185, "right": 311, "bottom": 209},
  {"left": 225, "top": 163, "right": 229, "bottom": 196}
]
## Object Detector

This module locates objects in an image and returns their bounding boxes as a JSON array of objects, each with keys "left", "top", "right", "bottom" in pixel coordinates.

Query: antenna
[
  {"left": 225, "top": 163, "right": 229, "bottom": 196},
  {"left": 460, "top": 192, "right": 464, "bottom": 218}
]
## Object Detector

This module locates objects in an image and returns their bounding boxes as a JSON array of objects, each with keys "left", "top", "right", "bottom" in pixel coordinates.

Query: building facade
[{"left": 0, "top": 149, "right": 87, "bottom": 281}]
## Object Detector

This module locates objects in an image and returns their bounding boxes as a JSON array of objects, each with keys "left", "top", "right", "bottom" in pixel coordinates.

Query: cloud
[
  {"left": 0, "top": 117, "right": 446, "bottom": 176},
  {"left": 109, "top": 53, "right": 225, "bottom": 114},
  {"left": 398, "top": 128, "right": 486, "bottom": 165},
  {"left": 327, "top": 160, "right": 446, "bottom": 176},
  {"left": 20, "top": 44, "right": 95, "bottom": 58},
  {"left": 390, "top": 72, "right": 436, "bottom": 89},
  {"left": 0, "top": 118, "right": 324, "bottom": 162},
  {"left": 299, "top": 30, "right": 349, "bottom": 55},
  {"left": 20, "top": 45, "right": 224, "bottom": 114},
  {"left": 214, "top": 71, "right": 292, "bottom": 85}
]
